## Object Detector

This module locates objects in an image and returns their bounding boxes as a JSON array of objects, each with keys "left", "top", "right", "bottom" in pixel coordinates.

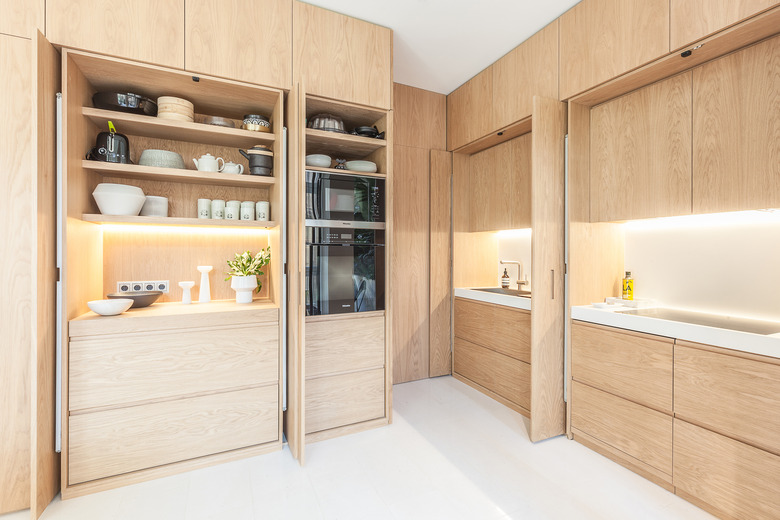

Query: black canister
[{"left": 239, "top": 145, "right": 274, "bottom": 176}]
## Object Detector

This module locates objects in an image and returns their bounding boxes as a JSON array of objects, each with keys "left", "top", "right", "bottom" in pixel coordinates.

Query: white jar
[
  {"left": 240, "top": 201, "right": 255, "bottom": 221},
  {"left": 197, "top": 198, "right": 211, "bottom": 219},
  {"left": 255, "top": 201, "right": 270, "bottom": 221},
  {"left": 211, "top": 199, "right": 225, "bottom": 219},
  {"left": 225, "top": 200, "right": 241, "bottom": 220}
]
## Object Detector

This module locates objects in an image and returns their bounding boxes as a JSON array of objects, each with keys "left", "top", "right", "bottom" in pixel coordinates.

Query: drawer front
[
  {"left": 70, "top": 324, "right": 279, "bottom": 411},
  {"left": 674, "top": 419, "right": 780, "bottom": 520},
  {"left": 305, "top": 315, "right": 385, "bottom": 378},
  {"left": 454, "top": 337, "right": 531, "bottom": 411},
  {"left": 571, "top": 322, "right": 673, "bottom": 412},
  {"left": 675, "top": 343, "right": 780, "bottom": 455},
  {"left": 454, "top": 298, "right": 531, "bottom": 363},
  {"left": 305, "top": 368, "right": 385, "bottom": 434},
  {"left": 69, "top": 385, "right": 279, "bottom": 485},
  {"left": 572, "top": 381, "right": 672, "bottom": 475}
]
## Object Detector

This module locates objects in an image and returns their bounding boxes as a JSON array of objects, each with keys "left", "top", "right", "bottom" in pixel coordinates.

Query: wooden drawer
[
  {"left": 675, "top": 342, "right": 780, "bottom": 455},
  {"left": 571, "top": 322, "right": 673, "bottom": 413},
  {"left": 305, "top": 368, "right": 385, "bottom": 434},
  {"left": 69, "top": 385, "right": 278, "bottom": 485},
  {"left": 674, "top": 419, "right": 780, "bottom": 520},
  {"left": 454, "top": 298, "right": 531, "bottom": 363},
  {"left": 454, "top": 337, "right": 531, "bottom": 412},
  {"left": 305, "top": 314, "right": 384, "bottom": 379},
  {"left": 572, "top": 381, "right": 672, "bottom": 477},
  {"left": 69, "top": 324, "right": 279, "bottom": 411}
]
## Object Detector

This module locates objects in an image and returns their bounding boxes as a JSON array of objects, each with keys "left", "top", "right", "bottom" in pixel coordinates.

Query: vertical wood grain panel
[
  {"left": 559, "top": 0, "right": 669, "bottom": 100},
  {"left": 46, "top": 0, "right": 185, "bottom": 68},
  {"left": 692, "top": 35, "right": 780, "bottom": 214},
  {"left": 446, "top": 67, "right": 492, "bottom": 150},
  {"left": 670, "top": 0, "right": 778, "bottom": 50},
  {"left": 393, "top": 83, "right": 446, "bottom": 150},
  {"left": 429, "top": 150, "right": 452, "bottom": 377},
  {"left": 185, "top": 0, "right": 292, "bottom": 89},
  {"left": 293, "top": 2, "right": 392, "bottom": 109},
  {"left": 530, "top": 97, "right": 566, "bottom": 442},
  {"left": 0, "top": 0, "right": 44, "bottom": 38},
  {"left": 590, "top": 72, "right": 693, "bottom": 222},
  {"left": 392, "top": 145, "right": 430, "bottom": 383},
  {"left": 0, "top": 32, "right": 32, "bottom": 515},
  {"left": 510, "top": 133, "right": 533, "bottom": 229}
]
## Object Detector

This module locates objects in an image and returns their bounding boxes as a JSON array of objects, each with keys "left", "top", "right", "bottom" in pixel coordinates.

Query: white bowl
[
  {"left": 87, "top": 298, "right": 133, "bottom": 316},
  {"left": 140, "top": 195, "right": 169, "bottom": 217},
  {"left": 306, "top": 154, "right": 332, "bottom": 168},
  {"left": 346, "top": 160, "right": 377, "bottom": 173},
  {"left": 138, "top": 149, "right": 186, "bottom": 169},
  {"left": 92, "top": 183, "right": 146, "bottom": 216}
]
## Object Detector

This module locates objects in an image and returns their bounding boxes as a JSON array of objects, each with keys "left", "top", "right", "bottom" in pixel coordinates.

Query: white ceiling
[{"left": 301, "top": 0, "right": 582, "bottom": 94}]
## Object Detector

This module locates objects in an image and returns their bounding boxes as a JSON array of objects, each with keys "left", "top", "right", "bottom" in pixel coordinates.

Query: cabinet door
[
  {"left": 185, "top": 0, "right": 292, "bottom": 88},
  {"left": 446, "top": 67, "right": 492, "bottom": 150},
  {"left": 510, "top": 133, "right": 532, "bottom": 229},
  {"left": 454, "top": 298, "right": 531, "bottom": 363},
  {"left": 469, "top": 141, "right": 510, "bottom": 231},
  {"left": 46, "top": 0, "right": 185, "bottom": 68},
  {"left": 293, "top": 2, "right": 392, "bottom": 109},
  {"left": 492, "top": 21, "right": 559, "bottom": 129},
  {"left": 559, "top": 0, "right": 669, "bottom": 99},
  {"left": 0, "top": 0, "right": 43, "bottom": 38},
  {"left": 692, "top": 35, "right": 780, "bottom": 214},
  {"left": 590, "top": 72, "right": 692, "bottom": 222},
  {"left": 305, "top": 369, "right": 385, "bottom": 434},
  {"left": 671, "top": 0, "right": 778, "bottom": 50},
  {"left": 429, "top": 150, "right": 452, "bottom": 378}
]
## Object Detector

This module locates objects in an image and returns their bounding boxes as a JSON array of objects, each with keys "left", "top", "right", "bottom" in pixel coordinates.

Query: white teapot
[
  {"left": 222, "top": 161, "right": 244, "bottom": 174},
  {"left": 193, "top": 153, "right": 224, "bottom": 172}
]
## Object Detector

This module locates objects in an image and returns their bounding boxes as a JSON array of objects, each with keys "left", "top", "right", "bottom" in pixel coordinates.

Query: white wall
[
  {"left": 624, "top": 212, "right": 780, "bottom": 322},
  {"left": 495, "top": 229, "right": 533, "bottom": 290}
]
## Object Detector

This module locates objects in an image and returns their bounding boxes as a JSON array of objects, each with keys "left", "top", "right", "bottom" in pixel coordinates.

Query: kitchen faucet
[{"left": 500, "top": 260, "right": 528, "bottom": 289}]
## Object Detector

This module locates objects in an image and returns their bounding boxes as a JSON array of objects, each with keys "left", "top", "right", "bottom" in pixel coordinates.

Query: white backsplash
[
  {"left": 624, "top": 215, "right": 780, "bottom": 322},
  {"left": 496, "top": 229, "right": 533, "bottom": 291}
]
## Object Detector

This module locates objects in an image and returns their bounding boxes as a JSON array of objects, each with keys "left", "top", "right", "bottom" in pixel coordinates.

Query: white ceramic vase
[{"left": 231, "top": 275, "right": 257, "bottom": 304}]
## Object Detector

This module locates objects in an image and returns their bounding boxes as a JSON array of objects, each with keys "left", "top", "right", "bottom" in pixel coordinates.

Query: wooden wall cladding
[
  {"left": 670, "top": 0, "right": 779, "bottom": 50},
  {"left": 393, "top": 83, "right": 446, "bottom": 150},
  {"left": 0, "top": 0, "right": 44, "bottom": 38}
]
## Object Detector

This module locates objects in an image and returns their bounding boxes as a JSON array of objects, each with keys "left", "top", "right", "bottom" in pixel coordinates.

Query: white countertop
[
  {"left": 572, "top": 304, "right": 780, "bottom": 359},
  {"left": 454, "top": 288, "right": 532, "bottom": 311}
]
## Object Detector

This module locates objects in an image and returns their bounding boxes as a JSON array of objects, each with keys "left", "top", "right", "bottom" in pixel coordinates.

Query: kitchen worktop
[
  {"left": 455, "top": 288, "right": 532, "bottom": 311},
  {"left": 572, "top": 304, "right": 780, "bottom": 359}
]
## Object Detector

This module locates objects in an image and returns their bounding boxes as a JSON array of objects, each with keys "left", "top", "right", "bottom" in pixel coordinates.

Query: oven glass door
[
  {"left": 306, "top": 171, "right": 384, "bottom": 223},
  {"left": 305, "top": 243, "right": 384, "bottom": 316}
]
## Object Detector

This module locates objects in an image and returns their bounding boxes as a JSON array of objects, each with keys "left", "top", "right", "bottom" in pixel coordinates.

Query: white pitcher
[
  {"left": 222, "top": 161, "right": 244, "bottom": 174},
  {"left": 193, "top": 153, "right": 224, "bottom": 172}
]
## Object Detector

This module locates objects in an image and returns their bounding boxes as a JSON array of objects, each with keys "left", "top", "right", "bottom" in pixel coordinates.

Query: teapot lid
[{"left": 200, "top": 153, "right": 215, "bottom": 158}]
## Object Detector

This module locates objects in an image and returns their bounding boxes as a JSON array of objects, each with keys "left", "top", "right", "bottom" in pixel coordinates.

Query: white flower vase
[{"left": 231, "top": 275, "right": 257, "bottom": 304}]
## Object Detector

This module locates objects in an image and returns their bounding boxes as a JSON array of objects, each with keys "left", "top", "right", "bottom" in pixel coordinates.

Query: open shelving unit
[{"left": 81, "top": 214, "right": 277, "bottom": 228}]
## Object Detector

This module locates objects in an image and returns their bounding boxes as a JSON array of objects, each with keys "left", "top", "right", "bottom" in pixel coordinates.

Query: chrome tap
[{"left": 500, "top": 260, "right": 528, "bottom": 289}]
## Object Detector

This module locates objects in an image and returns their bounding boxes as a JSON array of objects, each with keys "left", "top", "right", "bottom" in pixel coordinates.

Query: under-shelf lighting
[
  {"left": 100, "top": 224, "right": 271, "bottom": 237},
  {"left": 623, "top": 209, "right": 780, "bottom": 231}
]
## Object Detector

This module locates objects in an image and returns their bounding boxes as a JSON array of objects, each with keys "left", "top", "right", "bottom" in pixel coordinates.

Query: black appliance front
[
  {"left": 305, "top": 170, "right": 384, "bottom": 224},
  {"left": 305, "top": 227, "right": 385, "bottom": 316}
]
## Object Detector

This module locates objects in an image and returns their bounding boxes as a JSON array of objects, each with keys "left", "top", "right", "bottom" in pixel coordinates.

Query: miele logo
[{"left": 342, "top": 304, "right": 351, "bottom": 308}]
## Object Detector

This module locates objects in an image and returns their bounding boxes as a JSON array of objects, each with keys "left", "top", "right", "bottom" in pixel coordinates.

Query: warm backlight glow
[
  {"left": 624, "top": 209, "right": 780, "bottom": 231},
  {"left": 100, "top": 224, "right": 271, "bottom": 237},
  {"left": 496, "top": 228, "right": 533, "bottom": 238}
]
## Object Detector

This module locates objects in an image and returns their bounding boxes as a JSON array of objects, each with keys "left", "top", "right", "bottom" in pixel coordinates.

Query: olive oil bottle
[{"left": 622, "top": 271, "right": 634, "bottom": 300}]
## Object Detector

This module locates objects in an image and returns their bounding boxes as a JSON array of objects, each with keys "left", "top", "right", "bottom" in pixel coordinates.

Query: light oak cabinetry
[
  {"left": 559, "top": 0, "right": 669, "bottom": 100},
  {"left": 0, "top": 0, "right": 44, "bottom": 38},
  {"left": 446, "top": 67, "right": 493, "bottom": 151},
  {"left": 46, "top": 0, "right": 185, "bottom": 68},
  {"left": 185, "top": 0, "right": 292, "bottom": 89},
  {"left": 293, "top": 1, "right": 392, "bottom": 109},
  {"left": 590, "top": 72, "right": 692, "bottom": 222},
  {"left": 692, "top": 35, "right": 780, "bottom": 214},
  {"left": 670, "top": 0, "right": 779, "bottom": 50}
]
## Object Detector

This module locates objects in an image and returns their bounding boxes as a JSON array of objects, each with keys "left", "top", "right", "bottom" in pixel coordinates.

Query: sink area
[{"left": 473, "top": 287, "right": 532, "bottom": 298}]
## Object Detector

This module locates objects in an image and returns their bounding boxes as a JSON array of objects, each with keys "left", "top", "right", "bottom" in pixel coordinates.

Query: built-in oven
[
  {"left": 305, "top": 170, "right": 384, "bottom": 227},
  {"left": 305, "top": 226, "right": 385, "bottom": 316}
]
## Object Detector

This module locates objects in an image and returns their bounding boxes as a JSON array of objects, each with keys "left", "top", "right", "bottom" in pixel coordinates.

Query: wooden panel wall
[
  {"left": 394, "top": 83, "right": 446, "bottom": 150},
  {"left": 670, "top": 0, "right": 778, "bottom": 50},
  {"left": 0, "top": 0, "right": 44, "bottom": 38},
  {"left": 429, "top": 150, "right": 452, "bottom": 378}
]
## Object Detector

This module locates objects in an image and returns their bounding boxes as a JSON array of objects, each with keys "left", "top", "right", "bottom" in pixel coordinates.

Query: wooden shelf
[
  {"left": 82, "top": 214, "right": 276, "bottom": 228},
  {"left": 83, "top": 160, "right": 276, "bottom": 188},
  {"left": 82, "top": 107, "right": 275, "bottom": 148},
  {"left": 303, "top": 166, "right": 386, "bottom": 178},
  {"left": 305, "top": 128, "right": 386, "bottom": 157}
]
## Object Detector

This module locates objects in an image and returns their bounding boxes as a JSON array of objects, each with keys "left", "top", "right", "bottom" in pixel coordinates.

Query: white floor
[{"left": 5, "top": 376, "right": 714, "bottom": 520}]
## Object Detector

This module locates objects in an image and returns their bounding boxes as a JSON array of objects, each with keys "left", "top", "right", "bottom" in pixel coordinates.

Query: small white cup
[
  {"left": 197, "top": 198, "right": 211, "bottom": 219},
  {"left": 225, "top": 200, "right": 241, "bottom": 220},
  {"left": 255, "top": 201, "right": 270, "bottom": 221},
  {"left": 211, "top": 199, "right": 225, "bottom": 219},
  {"left": 240, "top": 201, "right": 255, "bottom": 221}
]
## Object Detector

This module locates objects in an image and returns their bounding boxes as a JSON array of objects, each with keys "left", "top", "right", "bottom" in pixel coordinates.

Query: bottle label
[{"left": 622, "top": 279, "right": 634, "bottom": 300}]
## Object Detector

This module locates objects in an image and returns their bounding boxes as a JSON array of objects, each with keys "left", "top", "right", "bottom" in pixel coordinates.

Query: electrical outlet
[
  {"left": 131, "top": 281, "right": 144, "bottom": 292},
  {"left": 142, "top": 281, "right": 156, "bottom": 292},
  {"left": 117, "top": 281, "right": 133, "bottom": 293},
  {"left": 154, "top": 280, "right": 169, "bottom": 293},
  {"left": 117, "top": 280, "right": 169, "bottom": 293}
]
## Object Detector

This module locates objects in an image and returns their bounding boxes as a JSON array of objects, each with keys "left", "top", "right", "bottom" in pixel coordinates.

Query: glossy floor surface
[{"left": 6, "top": 377, "right": 714, "bottom": 519}]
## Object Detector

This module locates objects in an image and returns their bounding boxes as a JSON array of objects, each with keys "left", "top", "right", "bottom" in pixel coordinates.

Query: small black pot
[
  {"left": 351, "top": 125, "right": 385, "bottom": 140},
  {"left": 239, "top": 145, "right": 274, "bottom": 176}
]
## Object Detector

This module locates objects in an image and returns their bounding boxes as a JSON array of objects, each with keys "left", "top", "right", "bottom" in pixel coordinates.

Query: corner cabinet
[
  {"left": 60, "top": 49, "right": 286, "bottom": 497},
  {"left": 293, "top": 2, "right": 393, "bottom": 109}
]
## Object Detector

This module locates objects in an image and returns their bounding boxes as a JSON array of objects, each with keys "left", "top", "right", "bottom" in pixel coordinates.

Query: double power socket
[{"left": 116, "top": 280, "right": 170, "bottom": 294}]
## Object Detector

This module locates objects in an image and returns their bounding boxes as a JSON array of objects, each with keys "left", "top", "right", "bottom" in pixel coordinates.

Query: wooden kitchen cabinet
[
  {"left": 0, "top": 0, "right": 44, "bottom": 38},
  {"left": 454, "top": 298, "right": 531, "bottom": 363},
  {"left": 590, "top": 72, "right": 692, "bottom": 222},
  {"left": 46, "top": 0, "right": 185, "bottom": 68},
  {"left": 293, "top": 2, "right": 392, "bottom": 109},
  {"left": 492, "top": 21, "right": 559, "bottom": 130},
  {"left": 559, "top": 0, "right": 669, "bottom": 100},
  {"left": 185, "top": 0, "right": 292, "bottom": 88},
  {"left": 670, "top": 0, "right": 779, "bottom": 50},
  {"left": 692, "top": 35, "right": 780, "bottom": 214},
  {"left": 446, "top": 66, "right": 493, "bottom": 151}
]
